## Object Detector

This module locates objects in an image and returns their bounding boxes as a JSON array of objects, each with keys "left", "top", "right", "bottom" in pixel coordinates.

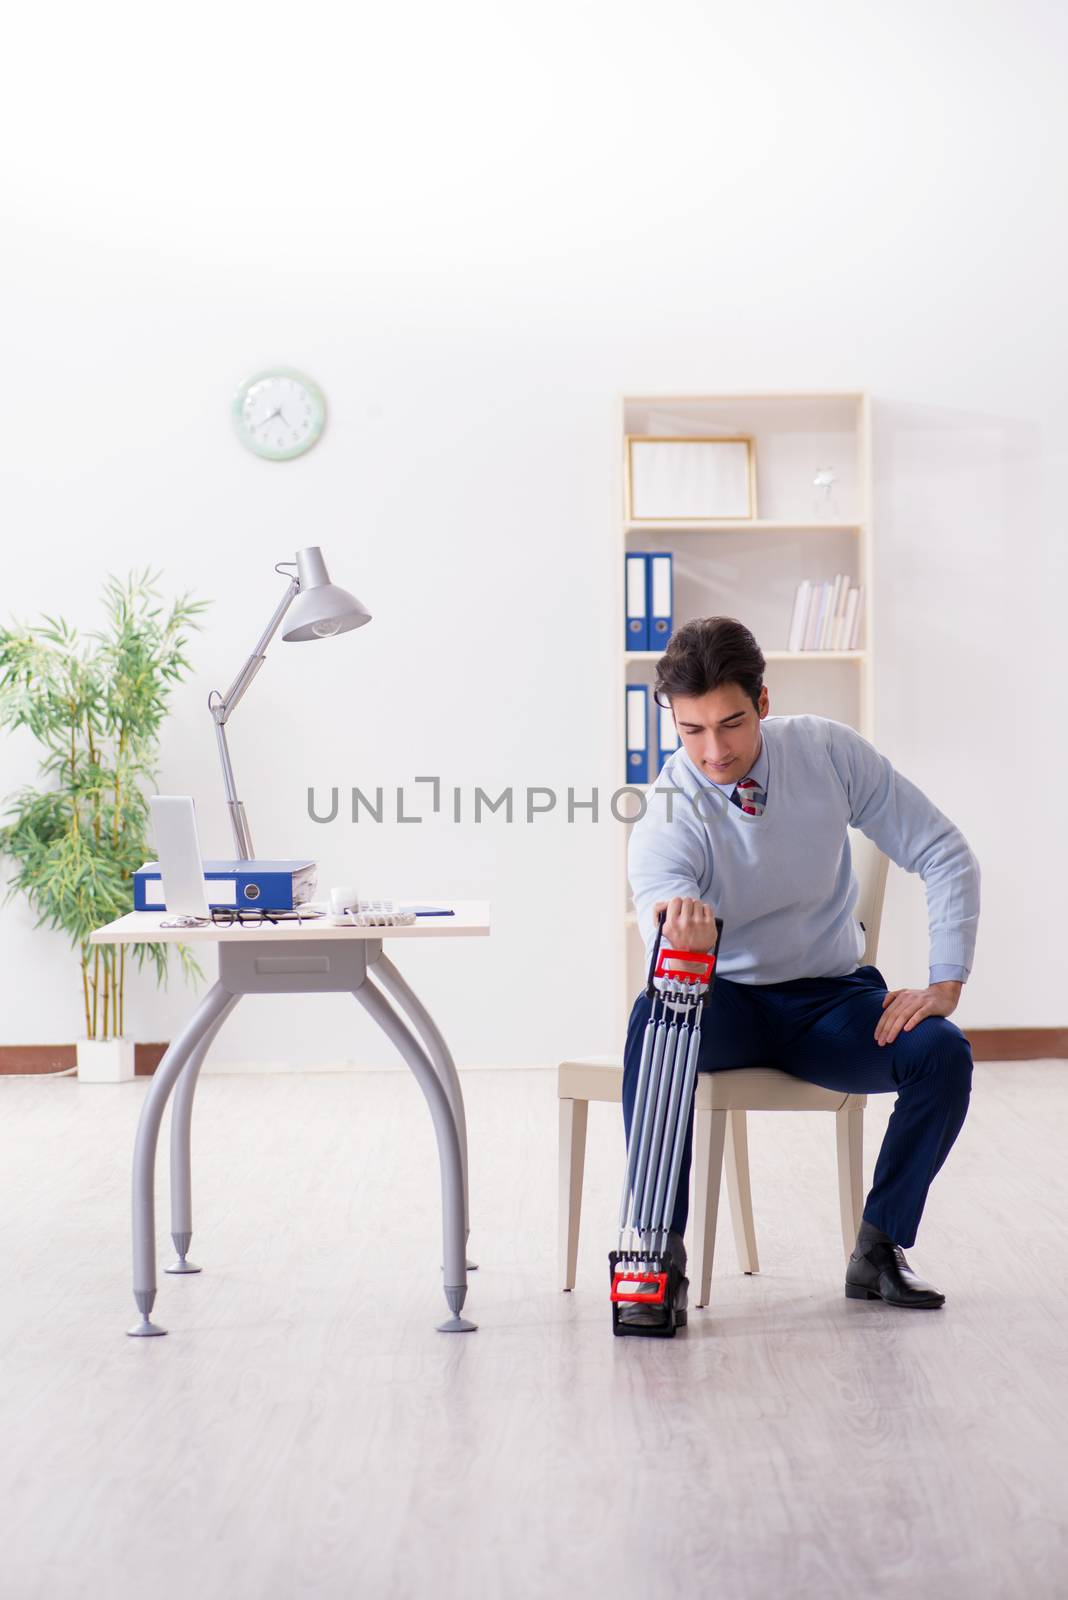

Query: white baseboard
[{"left": 200, "top": 1059, "right": 550, "bottom": 1075}]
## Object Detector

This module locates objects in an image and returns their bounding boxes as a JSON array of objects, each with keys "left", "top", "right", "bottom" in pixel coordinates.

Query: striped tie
[{"left": 730, "top": 777, "right": 767, "bottom": 816}]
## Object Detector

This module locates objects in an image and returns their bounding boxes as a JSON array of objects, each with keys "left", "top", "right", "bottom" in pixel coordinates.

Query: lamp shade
[{"left": 282, "top": 546, "right": 372, "bottom": 642}]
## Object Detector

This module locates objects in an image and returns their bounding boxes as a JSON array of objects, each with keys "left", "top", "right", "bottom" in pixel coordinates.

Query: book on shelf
[{"left": 788, "top": 575, "right": 863, "bottom": 652}]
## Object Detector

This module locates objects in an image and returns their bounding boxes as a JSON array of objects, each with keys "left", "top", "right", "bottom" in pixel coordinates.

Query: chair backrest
[{"left": 850, "top": 830, "right": 890, "bottom": 966}]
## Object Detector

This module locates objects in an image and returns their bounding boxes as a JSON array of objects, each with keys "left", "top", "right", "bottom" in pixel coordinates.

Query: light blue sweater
[{"left": 628, "top": 714, "right": 980, "bottom": 987}]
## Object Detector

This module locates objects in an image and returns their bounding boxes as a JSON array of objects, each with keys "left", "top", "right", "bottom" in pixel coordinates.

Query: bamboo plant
[{"left": 0, "top": 573, "right": 208, "bottom": 1040}]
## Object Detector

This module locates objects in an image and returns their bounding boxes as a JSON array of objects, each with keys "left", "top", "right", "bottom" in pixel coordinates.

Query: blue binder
[
  {"left": 657, "top": 700, "right": 680, "bottom": 771},
  {"left": 626, "top": 685, "right": 650, "bottom": 784},
  {"left": 649, "top": 552, "right": 673, "bottom": 648},
  {"left": 134, "top": 859, "right": 317, "bottom": 912},
  {"left": 625, "top": 553, "right": 650, "bottom": 651}
]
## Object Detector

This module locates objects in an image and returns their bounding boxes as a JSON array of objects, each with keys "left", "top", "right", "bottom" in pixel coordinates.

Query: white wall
[{"left": 1, "top": 0, "right": 1064, "bottom": 1065}]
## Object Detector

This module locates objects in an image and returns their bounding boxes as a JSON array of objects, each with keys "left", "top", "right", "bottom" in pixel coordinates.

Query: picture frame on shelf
[{"left": 625, "top": 435, "right": 757, "bottom": 522}]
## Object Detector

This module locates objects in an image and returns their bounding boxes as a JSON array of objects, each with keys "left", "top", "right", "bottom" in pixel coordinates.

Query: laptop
[{"left": 149, "top": 795, "right": 210, "bottom": 921}]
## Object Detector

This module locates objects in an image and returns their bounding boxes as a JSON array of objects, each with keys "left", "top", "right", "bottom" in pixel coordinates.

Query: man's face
[{"left": 669, "top": 682, "right": 769, "bottom": 783}]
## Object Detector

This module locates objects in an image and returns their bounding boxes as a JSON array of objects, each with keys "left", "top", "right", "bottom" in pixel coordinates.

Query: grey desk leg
[
  {"left": 354, "top": 975, "right": 476, "bottom": 1333},
  {"left": 166, "top": 993, "right": 241, "bottom": 1275},
  {"left": 369, "top": 950, "right": 477, "bottom": 1270},
  {"left": 128, "top": 981, "right": 235, "bottom": 1337}
]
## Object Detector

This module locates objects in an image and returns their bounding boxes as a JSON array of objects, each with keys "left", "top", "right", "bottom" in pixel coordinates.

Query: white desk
[{"left": 89, "top": 904, "right": 490, "bottom": 1337}]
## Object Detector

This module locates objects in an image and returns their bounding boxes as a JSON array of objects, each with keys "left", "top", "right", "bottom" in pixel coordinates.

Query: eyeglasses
[
  {"left": 210, "top": 907, "right": 324, "bottom": 927},
  {"left": 158, "top": 907, "right": 325, "bottom": 930}
]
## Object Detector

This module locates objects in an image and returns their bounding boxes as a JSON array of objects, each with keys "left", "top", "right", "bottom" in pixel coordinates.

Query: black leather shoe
[
  {"left": 617, "top": 1233, "right": 689, "bottom": 1332},
  {"left": 845, "top": 1240, "right": 945, "bottom": 1309},
  {"left": 617, "top": 1271, "right": 688, "bottom": 1331}
]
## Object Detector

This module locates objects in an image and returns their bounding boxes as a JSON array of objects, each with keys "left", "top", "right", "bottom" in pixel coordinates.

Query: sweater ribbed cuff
[{"left": 929, "top": 934, "right": 973, "bottom": 972}]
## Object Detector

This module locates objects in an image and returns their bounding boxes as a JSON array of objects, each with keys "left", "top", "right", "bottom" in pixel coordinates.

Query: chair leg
[
  {"left": 558, "top": 1097, "right": 589, "bottom": 1291},
  {"left": 692, "top": 1105, "right": 727, "bottom": 1308},
  {"left": 836, "top": 1103, "right": 865, "bottom": 1260},
  {"left": 724, "top": 1109, "right": 760, "bottom": 1275}
]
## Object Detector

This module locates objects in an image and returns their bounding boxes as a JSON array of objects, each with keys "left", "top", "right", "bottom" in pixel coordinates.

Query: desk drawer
[{"left": 219, "top": 940, "right": 369, "bottom": 994}]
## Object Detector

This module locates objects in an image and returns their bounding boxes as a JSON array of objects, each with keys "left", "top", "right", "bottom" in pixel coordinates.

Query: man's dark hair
[{"left": 654, "top": 617, "right": 765, "bottom": 711}]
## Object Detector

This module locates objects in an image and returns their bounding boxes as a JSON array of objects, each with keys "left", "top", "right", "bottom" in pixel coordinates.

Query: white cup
[{"left": 328, "top": 884, "right": 359, "bottom": 919}]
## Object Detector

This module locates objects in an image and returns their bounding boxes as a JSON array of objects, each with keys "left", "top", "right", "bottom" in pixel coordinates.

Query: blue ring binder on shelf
[
  {"left": 657, "top": 698, "right": 680, "bottom": 773},
  {"left": 649, "top": 552, "right": 673, "bottom": 647},
  {"left": 626, "top": 684, "right": 650, "bottom": 785},
  {"left": 625, "top": 552, "right": 650, "bottom": 651}
]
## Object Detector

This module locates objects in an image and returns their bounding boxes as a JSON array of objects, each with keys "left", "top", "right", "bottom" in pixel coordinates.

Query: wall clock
[{"left": 232, "top": 369, "right": 326, "bottom": 460}]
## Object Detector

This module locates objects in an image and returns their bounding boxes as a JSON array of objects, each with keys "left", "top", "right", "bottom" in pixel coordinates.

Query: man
[{"left": 623, "top": 616, "right": 979, "bottom": 1324}]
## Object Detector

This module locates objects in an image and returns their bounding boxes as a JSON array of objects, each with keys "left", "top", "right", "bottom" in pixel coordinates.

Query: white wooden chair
[{"left": 558, "top": 835, "right": 890, "bottom": 1308}]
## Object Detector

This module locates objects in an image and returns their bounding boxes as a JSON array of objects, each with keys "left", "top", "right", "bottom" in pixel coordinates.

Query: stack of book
[{"left": 788, "top": 576, "right": 863, "bottom": 652}]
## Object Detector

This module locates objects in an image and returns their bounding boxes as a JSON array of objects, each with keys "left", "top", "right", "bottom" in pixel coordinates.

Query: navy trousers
[{"left": 622, "top": 965, "right": 973, "bottom": 1249}]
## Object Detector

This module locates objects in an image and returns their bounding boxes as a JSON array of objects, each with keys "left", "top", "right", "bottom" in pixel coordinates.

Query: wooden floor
[{"left": 1, "top": 1062, "right": 1066, "bottom": 1599}]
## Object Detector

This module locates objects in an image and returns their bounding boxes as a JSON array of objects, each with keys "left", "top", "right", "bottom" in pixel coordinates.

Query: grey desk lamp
[{"left": 208, "top": 546, "right": 371, "bottom": 859}]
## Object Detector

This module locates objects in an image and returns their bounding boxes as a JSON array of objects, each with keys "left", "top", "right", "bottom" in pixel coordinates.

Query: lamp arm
[
  {"left": 207, "top": 577, "right": 300, "bottom": 861},
  {"left": 211, "top": 578, "right": 299, "bottom": 719}
]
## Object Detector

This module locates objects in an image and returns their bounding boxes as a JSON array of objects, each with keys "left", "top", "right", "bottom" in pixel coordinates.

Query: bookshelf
[{"left": 618, "top": 391, "right": 873, "bottom": 1005}]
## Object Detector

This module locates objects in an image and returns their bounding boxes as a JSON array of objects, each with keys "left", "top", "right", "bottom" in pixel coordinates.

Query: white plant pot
[{"left": 76, "top": 1037, "right": 135, "bottom": 1083}]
